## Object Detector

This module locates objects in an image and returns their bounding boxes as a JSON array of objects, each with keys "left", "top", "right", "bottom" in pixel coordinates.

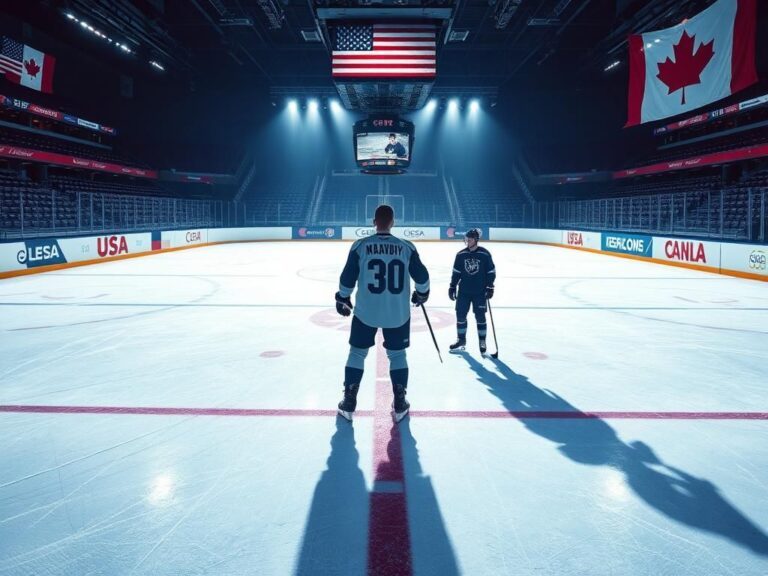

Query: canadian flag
[
  {"left": 625, "top": 0, "right": 756, "bottom": 127},
  {"left": 0, "top": 37, "right": 56, "bottom": 94},
  {"left": 19, "top": 45, "right": 56, "bottom": 93}
]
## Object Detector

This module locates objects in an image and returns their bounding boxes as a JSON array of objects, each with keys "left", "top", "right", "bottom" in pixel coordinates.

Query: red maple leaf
[
  {"left": 24, "top": 58, "right": 40, "bottom": 78},
  {"left": 656, "top": 30, "right": 714, "bottom": 105}
]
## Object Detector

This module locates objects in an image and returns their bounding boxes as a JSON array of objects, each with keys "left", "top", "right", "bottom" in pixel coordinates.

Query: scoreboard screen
[{"left": 354, "top": 118, "right": 414, "bottom": 172}]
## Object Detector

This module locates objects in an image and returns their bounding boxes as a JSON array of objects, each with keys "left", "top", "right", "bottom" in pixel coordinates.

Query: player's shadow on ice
[
  {"left": 400, "top": 417, "right": 461, "bottom": 576},
  {"left": 294, "top": 418, "right": 368, "bottom": 575},
  {"left": 294, "top": 416, "right": 460, "bottom": 575},
  {"left": 458, "top": 352, "right": 768, "bottom": 557}
]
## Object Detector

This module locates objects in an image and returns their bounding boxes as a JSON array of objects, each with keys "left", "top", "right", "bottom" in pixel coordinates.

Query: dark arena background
[{"left": 0, "top": 0, "right": 767, "bottom": 574}]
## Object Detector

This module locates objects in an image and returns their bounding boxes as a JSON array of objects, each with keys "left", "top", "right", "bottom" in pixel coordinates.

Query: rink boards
[{"left": 0, "top": 225, "right": 766, "bottom": 281}]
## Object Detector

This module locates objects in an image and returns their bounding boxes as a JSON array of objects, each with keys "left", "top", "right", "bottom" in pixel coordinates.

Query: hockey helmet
[{"left": 465, "top": 228, "right": 481, "bottom": 240}]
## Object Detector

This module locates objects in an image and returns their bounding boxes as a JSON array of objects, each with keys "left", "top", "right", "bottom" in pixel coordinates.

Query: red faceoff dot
[{"left": 260, "top": 351, "right": 285, "bottom": 358}]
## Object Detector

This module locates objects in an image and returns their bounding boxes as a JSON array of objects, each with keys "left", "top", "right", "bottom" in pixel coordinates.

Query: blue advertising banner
[
  {"left": 16, "top": 238, "right": 67, "bottom": 268},
  {"left": 441, "top": 226, "right": 488, "bottom": 241},
  {"left": 601, "top": 232, "right": 653, "bottom": 257},
  {"left": 292, "top": 226, "right": 341, "bottom": 240}
]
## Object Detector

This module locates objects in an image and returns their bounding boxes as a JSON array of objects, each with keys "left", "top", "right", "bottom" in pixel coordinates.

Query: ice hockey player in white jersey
[{"left": 334, "top": 204, "right": 430, "bottom": 422}]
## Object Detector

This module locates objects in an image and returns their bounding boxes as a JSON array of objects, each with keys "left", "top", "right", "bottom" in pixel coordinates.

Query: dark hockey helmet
[{"left": 465, "top": 228, "right": 481, "bottom": 240}]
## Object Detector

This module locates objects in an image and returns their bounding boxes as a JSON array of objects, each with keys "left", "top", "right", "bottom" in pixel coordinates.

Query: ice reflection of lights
[{"left": 148, "top": 472, "right": 176, "bottom": 506}]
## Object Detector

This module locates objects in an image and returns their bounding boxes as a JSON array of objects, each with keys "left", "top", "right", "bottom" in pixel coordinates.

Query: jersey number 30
[{"left": 367, "top": 259, "right": 405, "bottom": 294}]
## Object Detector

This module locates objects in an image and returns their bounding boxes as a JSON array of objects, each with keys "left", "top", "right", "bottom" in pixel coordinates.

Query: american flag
[
  {"left": 332, "top": 23, "right": 436, "bottom": 78},
  {"left": 0, "top": 36, "right": 24, "bottom": 79}
]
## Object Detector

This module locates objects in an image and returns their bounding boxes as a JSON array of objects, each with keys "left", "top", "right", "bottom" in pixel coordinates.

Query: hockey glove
[
  {"left": 335, "top": 292, "right": 353, "bottom": 317},
  {"left": 485, "top": 286, "right": 495, "bottom": 300},
  {"left": 448, "top": 285, "right": 457, "bottom": 301},
  {"left": 411, "top": 289, "right": 429, "bottom": 305}
]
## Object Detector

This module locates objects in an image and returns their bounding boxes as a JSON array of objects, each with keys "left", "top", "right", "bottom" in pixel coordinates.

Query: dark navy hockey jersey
[{"left": 450, "top": 247, "right": 496, "bottom": 296}]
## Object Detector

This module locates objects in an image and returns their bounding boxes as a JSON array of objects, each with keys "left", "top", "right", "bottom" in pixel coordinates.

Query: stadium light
[
  {"left": 287, "top": 99, "right": 298, "bottom": 111},
  {"left": 70, "top": 15, "right": 134, "bottom": 55},
  {"left": 446, "top": 97, "right": 461, "bottom": 125},
  {"left": 604, "top": 60, "right": 621, "bottom": 72},
  {"left": 308, "top": 98, "right": 319, "bottom": 111},
  {"left": 469, "top": 99, "right": 480, "bottom": 112},
  {"left": 149, "top": 60, "right": 165, "bottom": 71}
]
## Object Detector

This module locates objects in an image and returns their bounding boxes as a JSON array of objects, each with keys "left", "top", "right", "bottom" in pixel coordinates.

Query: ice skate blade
[
  {"left": 449, "top": 346, "right": 466, "bottom": 354},
  {"left": 393, "top": 409, "right": 409, "bottom": 423},
  {"left": 337, "top": 408, "right": 354, "bottom": 422}
]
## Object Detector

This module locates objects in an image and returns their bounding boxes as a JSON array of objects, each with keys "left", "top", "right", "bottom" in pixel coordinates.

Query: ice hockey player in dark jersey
[
  {"left": 448, "top": 228, "right": 496, "bottom": 355},
  {"left": 334, "top": 204, "right": 430, "bottom": 423}
]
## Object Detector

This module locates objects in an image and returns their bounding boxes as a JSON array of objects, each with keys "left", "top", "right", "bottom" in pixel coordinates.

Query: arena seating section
[
  {"left": 626, "top": 127, "right": 768, "bottom": 168},
  {"left": 0, "top": 125, "right": 149, "bottom": 168},
  {"left": 450, "top": 176, "right": 526, "bottom": 226},
  {"left": 1, "top": 92, "right": 766, "bottom": 242},
  {"left": 0, "top": 112, "right": 225, "bottom": 236},
  {"left": 0, "top": 169, "right": 217, "bottom": 236}
]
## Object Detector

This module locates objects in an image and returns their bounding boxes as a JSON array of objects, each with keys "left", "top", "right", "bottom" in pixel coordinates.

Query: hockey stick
[
  {"left": 487, "top": 299, "right": 499, "bottom": 359},
  {"left": 420, "top": 303, "right": 443, "bottom": 364}
]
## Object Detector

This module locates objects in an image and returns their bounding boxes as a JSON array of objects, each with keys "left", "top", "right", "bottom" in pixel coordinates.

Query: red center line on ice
[
  {"left": 0, "top": 405, "right": 766, "bottom": 420},
  {"left": 367, "top": 336, "right": 412, "bottom": 576}
]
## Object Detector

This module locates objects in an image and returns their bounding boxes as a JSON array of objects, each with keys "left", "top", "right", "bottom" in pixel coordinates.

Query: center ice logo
[{"left": 464, "top": 258, "right": 480, "bottom": 275}]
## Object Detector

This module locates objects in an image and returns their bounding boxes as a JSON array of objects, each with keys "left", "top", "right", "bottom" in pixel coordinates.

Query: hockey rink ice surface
[{"left": 0, "top": 240, "right": 767, "bottom": 576}]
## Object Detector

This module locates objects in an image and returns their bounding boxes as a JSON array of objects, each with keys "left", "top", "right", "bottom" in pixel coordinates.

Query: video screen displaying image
[{"left": 356, "top": 132, "right": 410, "bottom": 162}]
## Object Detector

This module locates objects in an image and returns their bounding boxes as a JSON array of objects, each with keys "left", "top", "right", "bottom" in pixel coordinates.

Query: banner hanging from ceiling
[
  {"left": 625, "top": 0, "right": 757, "bottom": 127},
  {"left": 0, "top": 36, "right": 56, "bottom": 94}
]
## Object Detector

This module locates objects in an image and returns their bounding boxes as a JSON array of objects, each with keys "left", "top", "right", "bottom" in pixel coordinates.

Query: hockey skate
[
  {"left": 392, "top": 384, "right": 410, "bottom": 423},
  {"left": 337, "top": 383, "right": 359, "bottom": 422},
  {"left": 479, "top": 339, "right": 487, "bottom": 356},
  {"left": 449, "top": 337, "right": 466, "bottom": 353}
]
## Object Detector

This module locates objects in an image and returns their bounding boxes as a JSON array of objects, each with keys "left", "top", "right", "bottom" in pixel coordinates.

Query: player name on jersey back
[{"left": 365, "top": 243, "right": 404, "bottom": 256}]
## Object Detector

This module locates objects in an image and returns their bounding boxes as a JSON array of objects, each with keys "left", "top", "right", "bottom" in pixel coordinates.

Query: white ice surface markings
[{"left": 0, "top": 241, "right": 766, "bottom": 576}]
